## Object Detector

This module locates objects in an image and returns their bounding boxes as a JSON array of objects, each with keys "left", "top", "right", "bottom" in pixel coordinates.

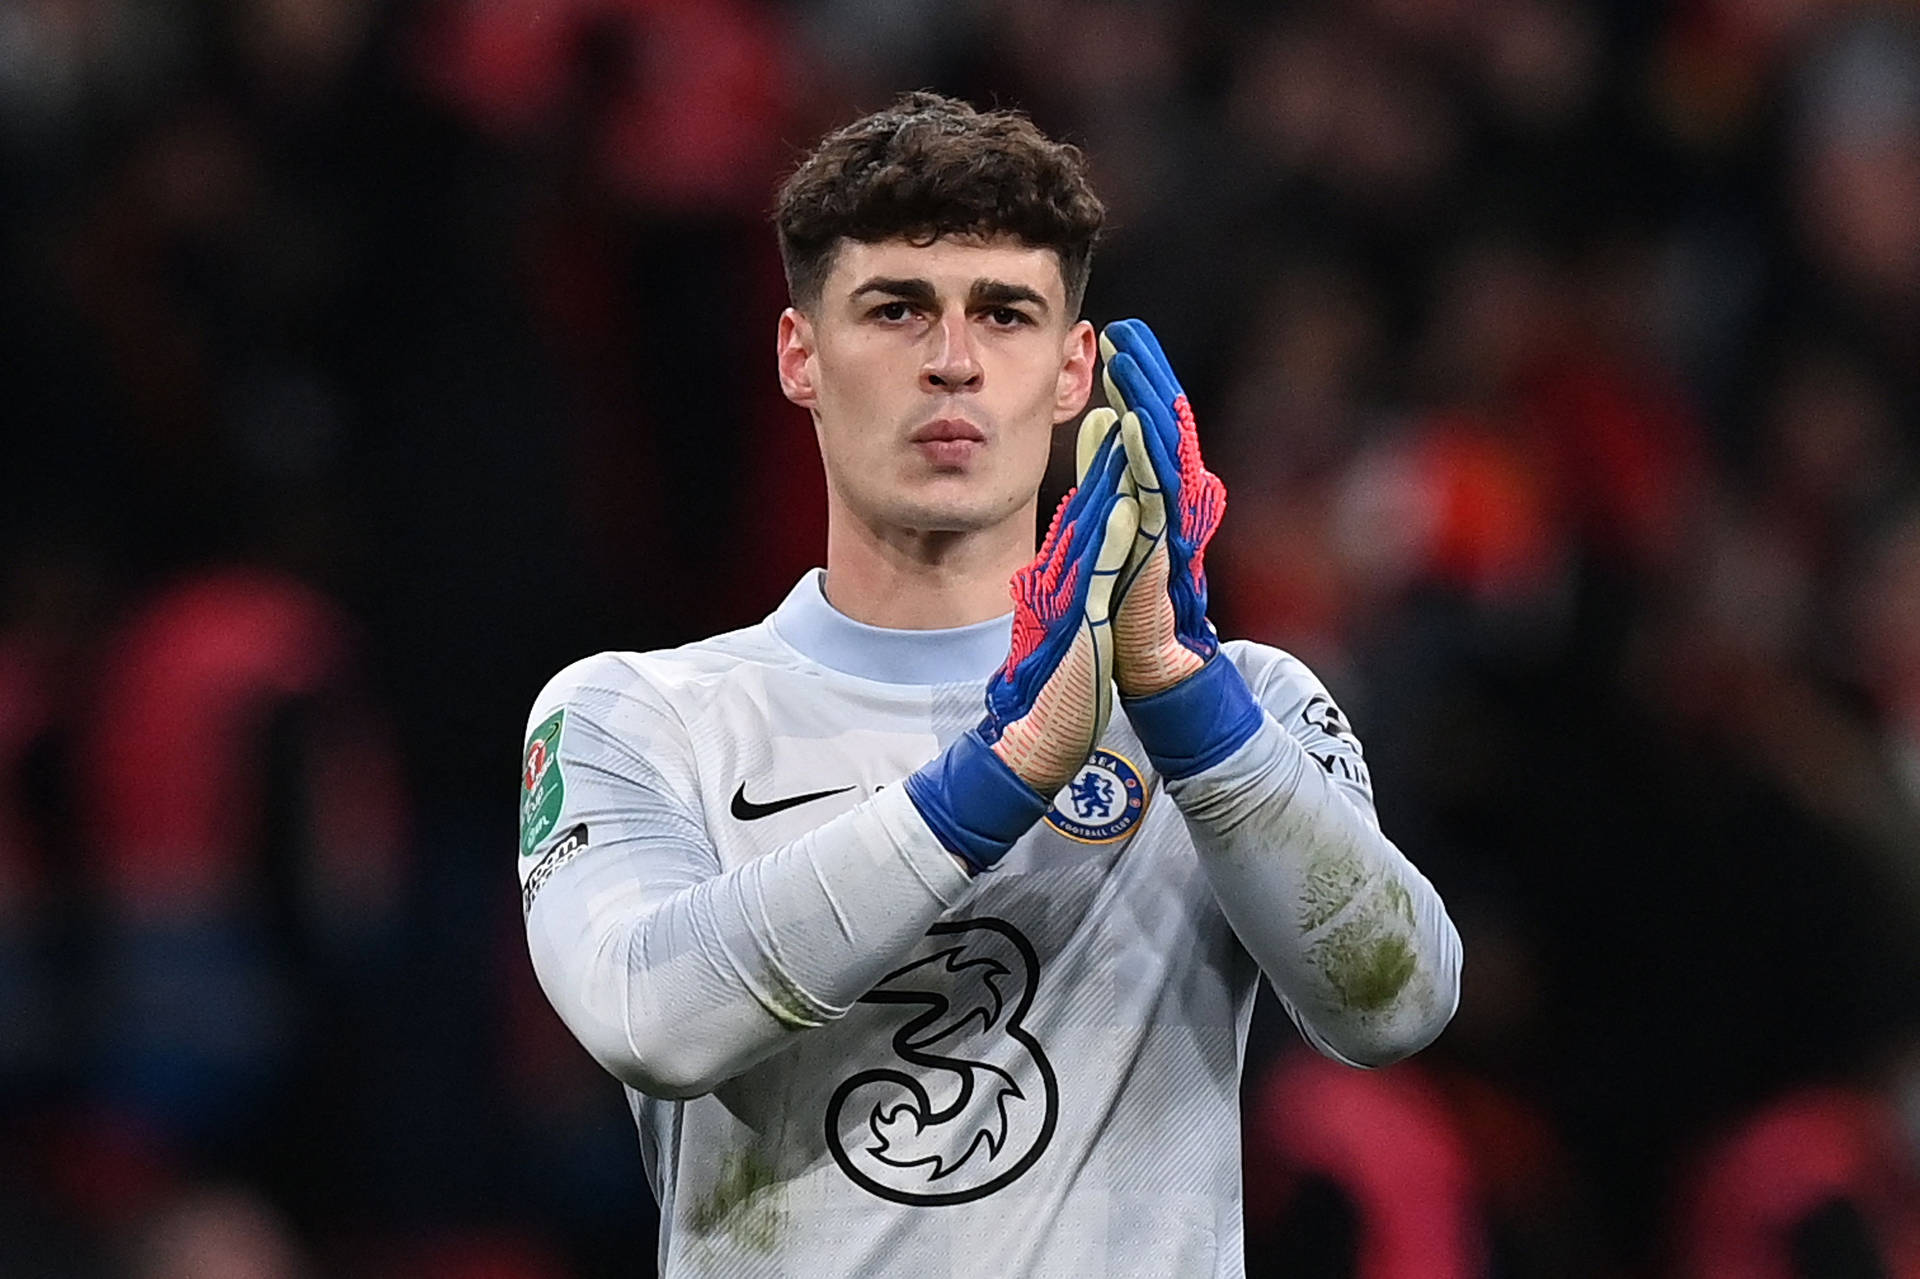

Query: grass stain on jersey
[
  {"left": 1314, "top": 916, "right": 1419, "bottom": 1012},
  {"left": 1299, "top": 848, "right": 1369, "bottom": 932},
  {"left": 1298, "top": 839, "right": 1423, "bottom": 1011},
  {"left": 688, "top": 1150, "right": 786, "bottom": 1253},
  {"left": 1384, "top": 878, "right": 1415, "bottom": 926}
]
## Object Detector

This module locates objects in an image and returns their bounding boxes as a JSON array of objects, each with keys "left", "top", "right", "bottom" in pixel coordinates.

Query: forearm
[
  {"left": 1169, "top": 719, "right": 1461, "bottom": 1066},
  {"left": 526, "top": 784, "right": 970, "bottom": 1098},
  {"left": 1122, "top": 654, "right": 1460, "bottom": 1066},
  {"left": 1095, "top": 317, "right": 1460, "bottom": 1062}
]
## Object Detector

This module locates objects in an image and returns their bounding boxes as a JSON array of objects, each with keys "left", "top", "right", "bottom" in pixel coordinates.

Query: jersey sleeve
[
  {"left": 518, "top": 654, "right": 972, "bottom": 1099},
  {"left": 1252, "top": 652, "right": 1377, "bottom": 816},
  {"left": 1164, "top": 643, "right": 1462, "bottom": 1067}
]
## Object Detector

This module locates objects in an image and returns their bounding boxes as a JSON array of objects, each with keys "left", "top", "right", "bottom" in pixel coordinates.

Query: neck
[{"left": 822, "top": 500, "right": 1038, "bottom": 629}]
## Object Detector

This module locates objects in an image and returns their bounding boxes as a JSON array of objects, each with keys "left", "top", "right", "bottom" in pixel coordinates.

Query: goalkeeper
[{"left": 519, "top": 92, "right": 1460, "bottom": 1278}]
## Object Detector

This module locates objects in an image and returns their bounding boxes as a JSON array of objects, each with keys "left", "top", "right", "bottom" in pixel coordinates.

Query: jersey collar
[{"left": 770, "top": 570, "right": 1013, "bottom": 686}]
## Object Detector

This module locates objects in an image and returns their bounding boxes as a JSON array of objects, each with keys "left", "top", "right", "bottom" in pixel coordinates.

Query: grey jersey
[{"left": 520, "top": 572, "right": 1455, "bottom": 1278}]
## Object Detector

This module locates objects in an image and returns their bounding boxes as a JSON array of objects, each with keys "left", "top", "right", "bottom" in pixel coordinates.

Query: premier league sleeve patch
[{"left": 1043, "top": 748, "right": 1149, "bottom": 843}]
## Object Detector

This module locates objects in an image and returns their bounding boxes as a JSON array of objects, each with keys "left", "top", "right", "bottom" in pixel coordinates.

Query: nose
[{"left": 920, "top": 308, "right": 982, "bottom": 393}]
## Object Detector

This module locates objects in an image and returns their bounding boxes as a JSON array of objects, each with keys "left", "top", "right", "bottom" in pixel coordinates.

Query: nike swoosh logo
[{"left": 730, "top": 782, "right": 855, "bottom": 822}]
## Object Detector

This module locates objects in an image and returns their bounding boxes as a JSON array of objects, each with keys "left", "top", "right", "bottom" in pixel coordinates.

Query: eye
[
  {"left": 985, "top": 306, "right": 1032, "bottom": 327},
  {"left": 870, "top": 300, "right": 914, "bottom": 322}
]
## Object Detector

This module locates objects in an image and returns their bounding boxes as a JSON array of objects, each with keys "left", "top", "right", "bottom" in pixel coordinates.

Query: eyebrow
[
  {"left": 848, "top": 276, "right": 1052, "bottom": 315},
  {"left": 969, "top": 279, "right": 1049, "bottom": 314},
  {"left": 850, "top": 277, "right": 938, "bottom": 308}
]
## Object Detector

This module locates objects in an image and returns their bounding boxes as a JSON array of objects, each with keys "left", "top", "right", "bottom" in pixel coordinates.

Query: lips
[
  {"left": 909, "top": 417, "right": 987, "bottom": 469},
  {"left": 910, "top": 418, "right": 987, "bottom": 444}
]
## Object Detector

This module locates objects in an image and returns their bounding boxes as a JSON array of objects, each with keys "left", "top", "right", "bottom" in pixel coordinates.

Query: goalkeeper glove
[
  {"left": 1090, "top": 317, "right": 1263, "bottom": 779},
  {"left": 904, "top": 423, "right": 1140, "bottom": 872}
]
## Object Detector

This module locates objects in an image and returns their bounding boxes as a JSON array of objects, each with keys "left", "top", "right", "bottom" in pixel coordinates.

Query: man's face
[{"left": 777, "top": 236, "right": 1096, "bottom": 540}]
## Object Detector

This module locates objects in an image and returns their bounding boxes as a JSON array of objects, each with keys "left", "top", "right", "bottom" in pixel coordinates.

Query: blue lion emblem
[{"left": 1067, "top": 771, "right": 1115, "bottom": 819}]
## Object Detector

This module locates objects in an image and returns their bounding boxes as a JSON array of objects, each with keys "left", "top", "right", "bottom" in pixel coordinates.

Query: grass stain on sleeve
[
  {"left": 1299, "top": 849, "right": 1369, "bottom": 933},
  {"left": 1313, "top": 918, "right": 1419, "bottom": 1012},
  {"left": 1385, "top": 878, "right": 1414, "bottom": 926}
]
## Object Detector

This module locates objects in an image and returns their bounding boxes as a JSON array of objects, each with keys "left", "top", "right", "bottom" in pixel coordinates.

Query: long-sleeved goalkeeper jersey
[{"left": 520, "top": 571, "right": 1460, "bottom": 1278}]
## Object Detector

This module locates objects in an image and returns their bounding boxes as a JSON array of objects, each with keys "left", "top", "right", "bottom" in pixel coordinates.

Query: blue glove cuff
[
  {"left": 903, "top": 730, "right": 1050, "bottom": 874},
  {"left": 1121, "top": 654, "right": 1264, "bottom": 779}
]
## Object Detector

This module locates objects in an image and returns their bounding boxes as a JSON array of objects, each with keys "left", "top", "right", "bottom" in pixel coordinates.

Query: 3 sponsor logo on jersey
[
  {"left": 827, "top": 917, "right": 1058, "bottom": 1206},
  {"left": 1043, "top": 748, "right": 1148, "bottom": 843}
]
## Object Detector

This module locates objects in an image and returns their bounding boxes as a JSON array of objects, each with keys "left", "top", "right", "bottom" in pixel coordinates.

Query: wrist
[
  {"left": 1120, "top": 653, "right": 1263, "bottom": 779},
  {"left": 902, "top": 730, "right": 1051, "bottom": 874}
]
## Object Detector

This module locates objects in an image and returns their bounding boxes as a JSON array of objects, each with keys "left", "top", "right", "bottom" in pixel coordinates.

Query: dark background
[{"left": 5, "top": 0, "right": 1920, "bottom": 1274}]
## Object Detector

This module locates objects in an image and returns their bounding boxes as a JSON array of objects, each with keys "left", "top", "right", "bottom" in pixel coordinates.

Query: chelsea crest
[{"left": 1044, "top": 748, "right": 1149, "bottom": 843}]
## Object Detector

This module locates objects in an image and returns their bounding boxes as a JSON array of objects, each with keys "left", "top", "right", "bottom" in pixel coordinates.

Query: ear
[
  {"left": 1053, "top": 318, "right": 1097, "bottom": 423},
  {"left": 777, "top": 307, "right": 817, "bottom": 408}
]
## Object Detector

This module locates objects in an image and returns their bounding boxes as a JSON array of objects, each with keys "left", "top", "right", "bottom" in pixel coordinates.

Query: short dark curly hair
[{"left": 775, "top": 92, "right": 1106, "bottom": 316}]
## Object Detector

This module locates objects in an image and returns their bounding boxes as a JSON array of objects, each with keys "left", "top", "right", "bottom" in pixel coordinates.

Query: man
[{"left": 519, "top": 92, "right": 1460, "bottom": 1277}]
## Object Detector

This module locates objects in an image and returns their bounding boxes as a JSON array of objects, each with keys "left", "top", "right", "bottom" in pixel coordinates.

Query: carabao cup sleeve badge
[
  {"left": 520, "top": 709, "right": 566, "bottom": 858},
  {"left": 1044, "top": 748, "right": 1149, "bottom": 843}
]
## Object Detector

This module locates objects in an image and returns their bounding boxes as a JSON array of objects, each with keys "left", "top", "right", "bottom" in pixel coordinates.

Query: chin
[
  {"left": 886, "top": 488, "right": 1021, "bottom": 535},
  {"left": 892, "top": 504, "right": 1000, "bottom": 535}
]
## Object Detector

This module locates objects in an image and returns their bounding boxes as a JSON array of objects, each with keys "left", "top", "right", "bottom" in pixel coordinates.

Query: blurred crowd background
[{"left": 6, "top": 0, "right": 1920, "bottom": 1274}]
